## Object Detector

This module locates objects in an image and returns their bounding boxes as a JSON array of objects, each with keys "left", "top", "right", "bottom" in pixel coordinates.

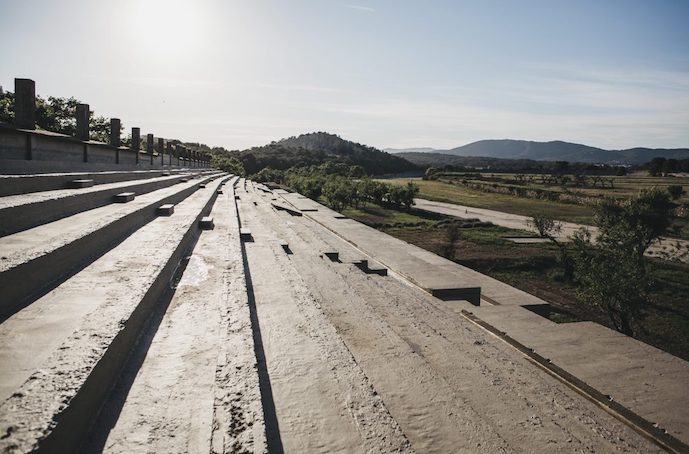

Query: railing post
[
  {"left": 76, "top": 103, "right": 90, "bottom": 141},
  {"left": 131, "top": 127, "right": 140, "bottom": 164},
  {"left": 158, "top": 138, "right": 165, "bottom": 167},
  {"left": 76, "top": 103, "right": 90, "bottom": 162},
  {"left": 147, "top": 133, "right": 154, "bottom": 165},
  {"left": 14, "top": 78, "right": 35, "bottom": 130},
  {"left": 15, "top": 79, "right": 35, "bottom": 160},
  {"left": 110, "top": 118, "right": 121, "bottom": 164}
]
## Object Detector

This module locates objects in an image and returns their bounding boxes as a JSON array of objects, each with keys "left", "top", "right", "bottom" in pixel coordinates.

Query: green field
[
  {"left": 384, "top": 178, "right": 597, "bottom": 224},
  {"left": 384, "top": 175, "right": 689, "bottom": 238}
]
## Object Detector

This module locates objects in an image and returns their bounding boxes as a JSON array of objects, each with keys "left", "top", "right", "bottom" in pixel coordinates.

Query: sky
[{"left": 1, "top": 0, "right": 688, "bottom": 151}]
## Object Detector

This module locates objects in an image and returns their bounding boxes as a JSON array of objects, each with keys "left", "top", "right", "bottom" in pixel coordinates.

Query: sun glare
[{"left": 131, "top": 0, "right": 202, "bottom": 56}]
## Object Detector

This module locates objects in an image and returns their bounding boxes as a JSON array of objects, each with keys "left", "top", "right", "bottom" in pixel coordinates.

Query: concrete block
[
  {"left": 180, "top": 178, "right": 189, "bottom": 182},
  {"left": 157, "top": 204, "right": 175, "bottom": 216},
  {"left": 431, "top": 286, "right": 482, "bottom": 306},
  {"left": 67, "top": 179, "right": 94, "bottom": 189},
  {"left": 199, "top": 216, "right": 214, "bottom": 230},
  {"left": 324, "top": 251, "right": 340, "bottom": 262},
  {"left": 217, "top": 189, "right": 223, "bottom": 194},
  {"left": 113, "top": 192, "right": 135, "bottom": 203},
  {"left": 199, "top": 183, "right": 207, "bottom": 188},
  {"left": 240, "top": 228, "right": 253, "bottom": 241}
]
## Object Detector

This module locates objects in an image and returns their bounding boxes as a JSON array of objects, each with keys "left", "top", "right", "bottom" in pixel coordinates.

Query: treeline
[
  {"left": 0, "top": 89, "right": 112, "bottom": 142},
  {"left": 252, "top": 163, "right": 419, "bottom": 212},
  {"left": 644, "top": 157, "right": 689, "bottom": 176},
  {"left": 399, "top": 153, "right": 629, "bottom": 175}
]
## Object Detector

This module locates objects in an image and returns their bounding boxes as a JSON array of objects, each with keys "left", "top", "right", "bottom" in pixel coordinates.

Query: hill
[
  {"left": 238, "top": 132, "right": 417, "bottom": 175},
  {"left": 392, "top": 139, "right": 689, "bottom": 165}
]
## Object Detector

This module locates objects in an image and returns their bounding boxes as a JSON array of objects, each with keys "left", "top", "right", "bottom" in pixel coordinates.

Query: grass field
[
  {"left": 384, "top": 178, "right": 597, "bottom": 224},
  {"left": 341, "top": 203, "right": 689, "bottom": 361},
  {"left": 384, "top": 176, "right": 689, "bottom": 238}
]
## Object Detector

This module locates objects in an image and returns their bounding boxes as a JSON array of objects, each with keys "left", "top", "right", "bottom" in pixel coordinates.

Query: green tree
[
  {"left": 572, "top": 188, "right": 675, "bottom": 336},
  {"left": 667, "top": 184, "right": 684, "bottom": 200},
  {"left": 528, "top": 214, "right": 573, "bottom": 280}
]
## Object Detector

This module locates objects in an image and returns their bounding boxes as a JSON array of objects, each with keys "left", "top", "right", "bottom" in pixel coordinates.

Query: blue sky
[{"left": 1, "top": 0, "right": 688, "bottom": 150}]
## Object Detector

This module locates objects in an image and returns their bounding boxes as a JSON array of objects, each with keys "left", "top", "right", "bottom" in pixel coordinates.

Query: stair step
[
  {"left": 0, "top": 178, "right": 225, "bottom": 453},
  {"left": 0, "top": 173, "right": 220, "bottom": 237},
  {"left": 0, "top": 176, "right": 220, "bottom": 321},
  {"left": 89, "top": 178, "right": 265, "bottom": 452},
  {"left": 0, "top": 169, "right": 206, "bottom": 197}
]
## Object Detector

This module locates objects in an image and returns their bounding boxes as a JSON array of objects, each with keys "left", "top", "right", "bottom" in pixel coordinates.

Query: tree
[
  {"left": 667, "top": 184, "right": 685, "bottom": 200},
  {"left": 401, "top": 181, "right": 420, "bottom": 210},
  {"left": 572, "top": 188, "right": 676, "bottom": 336},
  {"left": 443, "top": 223, "right": 461, "bottom": 260},
  {"left": 528, "top": 214, "right": 573, "bottom": 280}
]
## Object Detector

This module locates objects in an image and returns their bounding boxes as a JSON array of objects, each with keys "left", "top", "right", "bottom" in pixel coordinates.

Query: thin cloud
[{"left": 343, "top": 4, "right": 375, "bottom": 13}]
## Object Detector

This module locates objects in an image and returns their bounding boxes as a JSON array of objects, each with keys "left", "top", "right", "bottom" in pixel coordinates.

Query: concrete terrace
[{"left": 0, "top": 84, "right": 687, "bottom": 451}]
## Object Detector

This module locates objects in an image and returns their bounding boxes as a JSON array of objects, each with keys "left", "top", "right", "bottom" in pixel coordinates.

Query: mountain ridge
[{"left": 388, "top": 139, "right": 689, "bottom": 165}]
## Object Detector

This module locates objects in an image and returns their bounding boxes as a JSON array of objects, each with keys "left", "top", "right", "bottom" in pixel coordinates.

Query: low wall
[{"left": 0, "top": 125, "right": 209, "bottom": 174}]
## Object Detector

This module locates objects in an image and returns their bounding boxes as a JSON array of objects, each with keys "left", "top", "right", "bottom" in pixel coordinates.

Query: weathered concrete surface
[
  {"left": 0, "top": 172, "right": 220, "bottom": 236},
  {"left": 471, "top": 305, "right": 689, "bottom": 445},
  {"left": 240, "top": 188, "right": 413, "bottom": 453},
  {"left": 237, "top": 185, "right": 662, "bottom": 452},
  {"left": 0, "top": 174, "right": 222, "bottom": 319},
  {"left": 414, "top": 198, "right": 689, "bottom": 262},
  {"left": 281, "top": 192, "right": 548, "bottom": 307},
  {"left": 278, "top": 190, "right": 688, "bottom": 448},
  {"left": 91, "top": 178, "right": 266, "bottom": 454},
  {"left": 0, "top": 178, "right": 225, "bottom": 452}
]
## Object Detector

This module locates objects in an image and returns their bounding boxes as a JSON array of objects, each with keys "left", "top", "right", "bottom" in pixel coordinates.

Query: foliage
[
  {"left": 667, "top": 184, "right": 685, "bottom": 200},
  {"left": 212, "top": 154, "right": 245, "bottom": 176},
  {"left": 572, "top": 188, "right": 676, "bottom": 335},
  {"left": 0, "top": 90, "right": 112, "bottom": 141},
  {"left": 237, "top": 132, "right": 417, "bottom": 176},
  {"left": 528, "top": 214, "right": 573, "bottom": 280}
]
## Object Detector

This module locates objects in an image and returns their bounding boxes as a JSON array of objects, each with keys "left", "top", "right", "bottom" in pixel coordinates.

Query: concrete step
[
  {"left": 0, "top": 171, "right": 222, "bottom": 236},
  {"left": 88, "top": 178, "right": 266, "bottom": 453},
  {"left": 463, "top": 306, "right": 689, "bottom": 446},
  {"left": 0, "top": 177, "right": 226, "bottom": 453},
  {"left": 0, "top": 174, "right": 224, "bottom": 321},
  {"left": 0, "top": 169, "right": 206, "bottom": 196}
]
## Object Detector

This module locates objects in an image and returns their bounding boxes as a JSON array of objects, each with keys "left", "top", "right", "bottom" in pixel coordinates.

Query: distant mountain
[
  {"left": 384, "top": 147, "right": 438, "bottom": 154},
  {"left": 240, "top": 132, "right": 418, "bottom": 175},
  {"left": 391, "top": 139, "right": 689, "bottom": 165}
]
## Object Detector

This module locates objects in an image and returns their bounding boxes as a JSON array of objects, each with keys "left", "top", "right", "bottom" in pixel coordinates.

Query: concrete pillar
[
  {"left": 147, "top": 133, "right": 154, "bottom": 165},
  {"left": 131, "top": 127, "right": 140, "bottom": 164},
  {"left": 76, "top": 104, "right": 90, "bottom": 141},
  {"left": 167, "top": 142, "right": 172, "bottom": 166},
  {"left": 14, "top": 78, "right": 36, "bottom": 130},
  {"left": 110, "top": 118, "right": 121, "bottom": 147},
  {"left": 158, "top": 138, "right": 165, "bottom": 166}
]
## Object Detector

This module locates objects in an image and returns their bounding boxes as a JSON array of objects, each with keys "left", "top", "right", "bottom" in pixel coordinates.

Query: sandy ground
[{"left": 414, "top": 197, "right": 689, "bottom": 262}]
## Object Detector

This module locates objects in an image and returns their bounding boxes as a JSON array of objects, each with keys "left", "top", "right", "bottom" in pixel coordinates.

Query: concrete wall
[{"left": 0, "top": 124, "right": 211, "bottom": 174}]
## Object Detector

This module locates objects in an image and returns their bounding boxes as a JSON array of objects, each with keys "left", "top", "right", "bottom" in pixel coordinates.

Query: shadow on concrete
[
  {"left": 81, "top": 246, "right": 197, "bottom": 453},
  {"left": 241, "top": 239, "right": 285, "bottom": 454}
]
